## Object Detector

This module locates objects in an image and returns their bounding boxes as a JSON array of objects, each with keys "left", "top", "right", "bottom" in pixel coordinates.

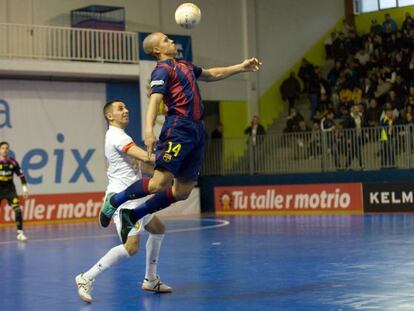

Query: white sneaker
[
  {"left": 16, "top": 230, "right": 27, "bottom": 242},
  {"left": 75, "top": 273, "right": 94, "bottom": 303},
  {"left": 142, "top": 276, "right": 172, "bottom": 293}
]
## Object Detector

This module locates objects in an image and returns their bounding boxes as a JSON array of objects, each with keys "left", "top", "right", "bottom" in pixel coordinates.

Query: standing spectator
[
  {"left": 298, "top": 59, "right": 314, "bottom": 93},
  {"left": 211, "top": 123, "right": 223, "bottom": 140},
  {"left": 294, "top": 120, "right": 311, "bottom": 160},
  {"left": 382, "top": 13, "right": 398, "bottom": 35},
  {"left": 380, "top": 108, "right": 396, "bottom": 167},
  {"left": 402, "top": 12, "right": 414, "bottom": 32},
  {"left": 324, "top": 32, "right": 337, "bottom": 59},
  {"left": 308, "top": 121, "right": 322, "bottom": 158},
  {"left": 210, "top": 123, "right": 223, "bottom": 174},
  {"left": 245, "top": 115, "right": 266, "bottom": 146},
  {"left": 365, "top": 98, "right": 382, "bottom": 127},
  {"left": 280, "top": 72, "right": 301, "bottom": 110},
  {"left": 344, "top": 104, "right": 365, "bottom": 169},
  {"left": 332, "top": 32, "right": 347, "bottom": 60},
  {"left": 321, "top": 110, "right": 340, "bottom": 169}
]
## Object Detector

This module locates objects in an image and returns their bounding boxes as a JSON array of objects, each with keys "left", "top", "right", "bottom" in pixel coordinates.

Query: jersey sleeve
[
  {"left": 150, "top": 66, "right": 170, "bottom": 95},
  {"left": 192, "top": 64, "right": 203, "bottom": 79},
  {"left": 114, "top": 132, "right": 136, "bottom": 153},
  {"left": 11, "top": 158, "right": 27, "bottom": 185}
]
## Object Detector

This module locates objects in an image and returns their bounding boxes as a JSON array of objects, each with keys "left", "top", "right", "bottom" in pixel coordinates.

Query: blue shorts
[{"left": 155, "top": 116, "right": 206, "bottom": 181}]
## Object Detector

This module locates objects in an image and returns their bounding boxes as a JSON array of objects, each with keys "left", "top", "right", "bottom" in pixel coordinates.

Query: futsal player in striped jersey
[
  {"left": 99, "top": 32, "right": 261, "bottom": 235},
  {"left": 75, "top": 100, "right": 171, "bottom": 304}
]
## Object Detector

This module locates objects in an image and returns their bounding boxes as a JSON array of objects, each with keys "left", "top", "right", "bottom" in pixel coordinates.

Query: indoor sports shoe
[
  {"left": 99, "top": 192, "right": 117, "bottom": 227},
  {"left": 141, "top": 276, "right": 172, "bottom": 293},
  {"left": 120, "top": 208, "right": 135, "bottom": 244},
  {"left": 75, "top": 273, "right": 94, "bottom": 303},
  {"left": 16, "top": 230, "right": 27, "bottom": 242}
]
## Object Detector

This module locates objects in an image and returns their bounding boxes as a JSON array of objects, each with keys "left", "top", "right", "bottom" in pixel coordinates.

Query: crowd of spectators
[{"left": 281, "top": 13, "right": 414, "bottom": 168}]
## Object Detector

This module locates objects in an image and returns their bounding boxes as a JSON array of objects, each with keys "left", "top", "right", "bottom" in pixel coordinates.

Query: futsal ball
[{"left": 175, "top": 3, "right": 201, "bottom": 29}]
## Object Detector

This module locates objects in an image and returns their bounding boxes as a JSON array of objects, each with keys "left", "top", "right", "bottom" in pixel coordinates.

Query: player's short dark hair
[
  {"left": 103, "top": 99, "right": 123, "bottom": 121},
  {"left": 0, "top": 141, "right": 9, "bottom": 148}
]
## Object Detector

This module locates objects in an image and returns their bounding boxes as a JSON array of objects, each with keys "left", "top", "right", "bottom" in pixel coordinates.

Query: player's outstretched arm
[{"left": 199, "top": 57, "right": 262, "bottom": 82}]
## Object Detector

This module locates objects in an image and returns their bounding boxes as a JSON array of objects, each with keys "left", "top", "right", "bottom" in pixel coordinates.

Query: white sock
[
  {"left": 83, "top": 244, "right": 130, "bottom": 281},
  {"left": 145, "top": 234, "right": 164, "bottom": 280}
]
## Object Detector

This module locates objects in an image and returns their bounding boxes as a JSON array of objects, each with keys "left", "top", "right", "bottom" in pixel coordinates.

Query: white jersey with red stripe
[{"left": 105, "top": 125, "right": 142, "bottom": 193}]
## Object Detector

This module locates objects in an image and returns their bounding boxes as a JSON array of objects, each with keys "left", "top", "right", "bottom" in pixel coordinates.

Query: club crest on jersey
[
  {"left": 163, "top": 153, "right": 172, "bottom": 162},
  {"left": 150, "top": 80, "right": 164, "bottom": 88}
]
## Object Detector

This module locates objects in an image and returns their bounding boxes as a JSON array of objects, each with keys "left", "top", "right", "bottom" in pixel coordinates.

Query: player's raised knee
[{"left": 123, "top": 242, "right": 139, "bottom": 256}]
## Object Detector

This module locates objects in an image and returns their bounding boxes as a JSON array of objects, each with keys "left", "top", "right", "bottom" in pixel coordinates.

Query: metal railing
[
  {"left": 0, "top": 23, "right": 138, "bottom": 63},
  {"left": 202, "top": 125, "right": 414, "bottom": 175}
]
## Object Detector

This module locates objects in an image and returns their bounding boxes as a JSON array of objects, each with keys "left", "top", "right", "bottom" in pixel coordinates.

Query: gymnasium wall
[{"left": 0, "top": 0, "right": 344, "bottom": 123}]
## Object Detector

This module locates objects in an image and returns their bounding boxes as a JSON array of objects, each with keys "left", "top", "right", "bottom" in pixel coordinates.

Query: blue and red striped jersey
[{"left": 150, "top": 59, "right": 204, "bottom": 121}]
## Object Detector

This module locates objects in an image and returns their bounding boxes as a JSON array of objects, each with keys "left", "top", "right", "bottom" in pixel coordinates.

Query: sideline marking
[{"left": 0, "top": 218, "right": 230, "bottom": 245}]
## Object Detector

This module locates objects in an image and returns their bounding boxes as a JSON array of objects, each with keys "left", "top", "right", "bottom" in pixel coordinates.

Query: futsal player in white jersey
[{"left": 75, "top": 100, "right": 172, "bottom": 304}]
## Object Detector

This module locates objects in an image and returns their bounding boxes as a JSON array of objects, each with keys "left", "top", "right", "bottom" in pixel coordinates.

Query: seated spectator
[
  {"left": 347, "top": 31, "right": 362, "bottom": 55},
  {"left": 342, "top": 19, "right": 355, "bottom": 37},
  {"left": 350, "top": 85, "right": 363, "bottom": 105},
  {"left": 374, "top": 77, "right": 393, "bottom": 104},
  {"left": 312, "top": 109, "right": 324, "bottom": 124},
  {"left": 338, "top": 83, "right": 353, "bottom": 106},
  {"left": 381, "top": 102, "right": 399, "bottom": 120},
  {"left": 361, "top": 77, "right": 377, "bottom": 102},
  {"left": 338, "top": 104, "right": 350, "bottom": 120},
  {"left": 327, "top": 61, "right": 343, "bottom": 87},
  {"left": 405, "top": 85, "right": 414, "bottom": 107},
  {"left": 280, "top": 72, "right": 301, "bottom": 110},
  {"left": 404, "top": 111, "right": 414, "bottom": 125},
  {"left": 401, "top": 104, "right": 413, "bottom": 120},
  {"left": 318, "top": 93, "right": 334, "bottom": 112},
  {"left": 355, "top": 48, "right": 370, "bottom": 68},
  {"left": 388, "top": 90, "right": 404, "bottom": 110},
  {"left": 392, "top": 74, "right": 408, "bottom": 100},
  {"left": 284, "top": 107, "right": 304, "bottom": 133},
  {"left": 370, "top": 19, "right": 383, "bottom": 35}
]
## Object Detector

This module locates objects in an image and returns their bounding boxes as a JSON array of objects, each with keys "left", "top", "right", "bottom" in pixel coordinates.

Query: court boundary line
[{"left": 0, "top": 218, "right": 230, "bottom": 245}]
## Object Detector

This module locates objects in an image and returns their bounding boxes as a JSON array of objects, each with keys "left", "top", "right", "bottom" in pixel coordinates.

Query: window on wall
[
  {"left": 380, "top": 0, "right": 397, "bottom": 9},
  {"left": 355, "top": 0, "right": 414, "bottom": 13},
  {"left": 399, "top": 0, "right": 414, "bottom": 6}
]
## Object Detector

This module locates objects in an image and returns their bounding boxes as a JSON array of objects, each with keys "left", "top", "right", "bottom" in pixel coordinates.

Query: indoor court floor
[{"left": 1, "top": 214, "right": 414, "bottom": 311}]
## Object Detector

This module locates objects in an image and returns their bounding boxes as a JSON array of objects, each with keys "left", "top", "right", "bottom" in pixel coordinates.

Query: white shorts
[{"left": 110, "top": 196, "right": 154, "bottom": 243}]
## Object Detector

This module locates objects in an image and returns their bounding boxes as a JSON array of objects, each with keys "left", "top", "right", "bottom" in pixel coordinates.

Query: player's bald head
[{"left": 143, "top": 32, "right": 163, "bottom": 58}]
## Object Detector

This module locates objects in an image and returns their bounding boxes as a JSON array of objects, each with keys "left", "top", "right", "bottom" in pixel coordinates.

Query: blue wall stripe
[{"left": 106, "top": 82, "right": 141, "bottom": 143}]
